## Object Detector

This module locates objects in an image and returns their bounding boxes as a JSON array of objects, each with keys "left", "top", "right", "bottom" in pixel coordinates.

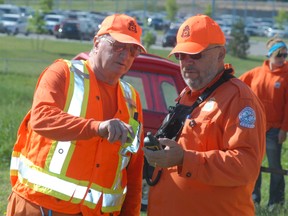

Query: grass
[{"left": 0, "top": 36, "right": 287, "bottom": 215}]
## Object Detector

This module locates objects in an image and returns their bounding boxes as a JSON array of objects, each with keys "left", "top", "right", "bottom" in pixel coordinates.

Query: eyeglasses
[
  {"left": 276, "top": 52, "right": 288, "bottom": 58},
  {"left": 174, "top": 46, "right": 221, "bottom": 60},
  {"left": 101, "top": 37, "right": 142, "bottom": 57}
]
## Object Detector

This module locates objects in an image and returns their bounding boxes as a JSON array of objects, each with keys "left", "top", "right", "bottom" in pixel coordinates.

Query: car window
[
  {"left": 122, "top": 75, "right": 148, "bottom": 110},
  {"left": 123, "top": 70, "right": 179, "bottom": 113},
  {"left": 160, "top": 81, "right": 178, "bottom": 109}
]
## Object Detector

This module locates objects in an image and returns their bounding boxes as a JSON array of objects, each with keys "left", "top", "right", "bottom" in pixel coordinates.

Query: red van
[{"left": 73, "top": 52, "right": 186, "bottom": 135}]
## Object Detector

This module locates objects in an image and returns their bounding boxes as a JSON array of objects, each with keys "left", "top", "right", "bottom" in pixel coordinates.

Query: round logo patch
[{"left": 238, "top": 106, "right": 256, "bottom": 128}]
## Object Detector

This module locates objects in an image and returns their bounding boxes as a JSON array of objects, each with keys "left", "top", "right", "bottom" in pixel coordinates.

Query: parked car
[
  {"left": 44, "top": 14, "right": 65, "bottom": 34},
  {"left": 1, "top": 13, "right": 29, "bottom": 35},
  {"left": 162, "top": 27, "right": 178, "bottom": 47},
  {"left": 0, "top": 17, "right": 6, "bottom": 33},
  {"left": 147, "top": 16, "right": 169, "bottom": 30},
  {"left": 0, "top": 4, "right": 21, "bottom": 15},
  {"left": 73, "top": 52, "right": 186, "bottom": 134},
  {"left": 245, "top": 23, "right": 260, "bottom": 36},
  {"left": 55, "top": 19, "right": 94, "bottom": 40},
  {"left": 265, "top": 26, "right": 288, "bottom": 38}
]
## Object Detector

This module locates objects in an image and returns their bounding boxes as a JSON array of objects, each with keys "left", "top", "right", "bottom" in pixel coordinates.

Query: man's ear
[
  {"left": 94, "top": 36, "right": 100, "bottom": 48},
  {"left": 218, "top": 46, "right": 226, "bottom": 61}
]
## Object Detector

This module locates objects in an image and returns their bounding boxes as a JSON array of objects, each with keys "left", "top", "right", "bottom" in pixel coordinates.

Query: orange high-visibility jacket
[
  {"left": 9, "top": 59, "right": 144, "bottom": 216},
  {"left": 148, "top": 66, "right": 266, "bottom": 216},
  {"left": 239, "top": 60, "right": 288, "bottom": 132}
]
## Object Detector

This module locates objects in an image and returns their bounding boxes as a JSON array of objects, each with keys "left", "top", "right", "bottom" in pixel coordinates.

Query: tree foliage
[
  {"left": 165, "top": 0, "right": 178, "bottom": 21},
  {"left": 203, "top": 4, "right": 212, "bottom": 17},
  {"left": 274, "top": 9, "right": 288, "bottom": 28},
  {"left": 142, "top": 31, "right": 156, "bottom": 51},
  {"left": 40, "top": 0, "right": 54, "bottom": 13},
  {"left": 227, "top": 20, "right": 250, "bottom": 59},
  {"left": 28, "top": 10, "right": 46, "bottom": 34}
]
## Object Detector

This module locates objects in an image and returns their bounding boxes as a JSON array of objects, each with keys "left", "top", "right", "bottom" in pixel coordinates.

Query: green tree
[
  {"left": 142, "top": 30, "right": 156, "bottom": 52},
  {"left": 165, "top": 0, "right": 178, "bottom": 21},
  {"left": 40, "top": 0, "right": 54, "bottom": 13},
  {"left": 203, "top": 4, "right": 212, "bottom": 17},
  {"left": 29, "top": 10, "right": 47, "bottom": 50},
  {"left": 274, "top": 9, "right": 288, "bottom": 28},
  {"left": 227, "top": 20, "right": 250, "bottom": 59}
]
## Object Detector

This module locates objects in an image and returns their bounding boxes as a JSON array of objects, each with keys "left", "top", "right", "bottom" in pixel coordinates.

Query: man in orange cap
[
  {"left": 7, "top": 14, "right": 146, "bottom": 216},
  {"left": 143, "top": 14, "right": 266, "bottom": 215}
]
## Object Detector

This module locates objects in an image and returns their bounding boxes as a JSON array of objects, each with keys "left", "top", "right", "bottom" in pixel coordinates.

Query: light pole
[{"left": 212, "top": 0, "right": 216, "bottom": 18}]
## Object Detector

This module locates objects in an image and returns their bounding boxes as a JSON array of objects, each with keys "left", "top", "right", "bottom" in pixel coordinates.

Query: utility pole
[
  {"left": 212, "top": 0, "right": 215, "bottom": 18},
  {"left": 232, "top": 0, "right": 237, "bottom": 24},
  {"left": 115, "top": 0, "right": 119, "bottom": 13}
]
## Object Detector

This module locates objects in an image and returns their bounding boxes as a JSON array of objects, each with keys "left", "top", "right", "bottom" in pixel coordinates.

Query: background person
[
  {"left": 143, "top": 14, "right": 266, "bottom": 216},
  {"left": 239, "top": 37, "right": 288, "bottom": 210},
  {"left": 6, "top": 14, "right": 146, "bottom": 216}
]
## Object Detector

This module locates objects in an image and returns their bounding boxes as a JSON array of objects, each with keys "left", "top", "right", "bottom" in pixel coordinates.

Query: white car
[
  {"left": 2, "top": 13, "right": 29, "bottom": 35},
  {"left": 44, "top": 14, "right": 65, "bottom": 34},
  {"left": 265, "top": 26, "right": 288, "bottom": 38}
]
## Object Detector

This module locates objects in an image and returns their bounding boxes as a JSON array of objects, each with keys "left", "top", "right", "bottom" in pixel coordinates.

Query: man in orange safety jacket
[
  {"left": 143, "top": 14, "right": 266, "bottom": 216},
  {"left": 7, "top": 14, "right": 146, "bottom": 216}
]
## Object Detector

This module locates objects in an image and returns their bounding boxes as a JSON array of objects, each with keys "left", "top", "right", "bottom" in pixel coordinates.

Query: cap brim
[
  {"left": 168, "top": 42, "right": 209, "bottom": 57},
  {"left": 110, "top": 33, "right": 147, "bottom": 53}
]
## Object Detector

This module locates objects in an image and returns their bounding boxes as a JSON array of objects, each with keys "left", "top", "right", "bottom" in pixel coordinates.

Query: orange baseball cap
[
  {"left": 169, "top": 14, "right": 225, "bottom": 56},
  {"left": 97, "top": 14, "right": 147, "bottom": 53}
]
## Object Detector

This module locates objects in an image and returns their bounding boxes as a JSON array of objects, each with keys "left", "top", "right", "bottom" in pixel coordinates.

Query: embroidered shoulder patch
[{"left": 238, "top": 106, "right": 256, "bottom": 128}]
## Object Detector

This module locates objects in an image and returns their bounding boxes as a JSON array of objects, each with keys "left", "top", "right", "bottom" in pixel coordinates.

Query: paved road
[{"left": 249, "top": 40, "right": 266, "bottom": 56}]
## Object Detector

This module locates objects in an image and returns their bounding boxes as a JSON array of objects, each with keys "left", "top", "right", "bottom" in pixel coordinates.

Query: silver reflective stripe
[
  {"left": 15, "top": 155, "right": 126, "bottom": 207},
  {"left": 73, "top": 184, "right": 90, "bottom": 200},
  {"left": 68, "top": 61, "right": 85, "bottom": 117},
  {"left": 102, "top": 187, "right": 127, "bottom": 208},
  {"left": 84, "top": 188, "right": 101, "bottom": 204},
  {"left": 120, "top": 80, "right": 132, "bottom": 102},
  {"left": 49, "top": 141, "right": 71, "bottom": 174},
  {"left": 113, "top": 156, "right": 130, "bottom": 190},
  {"left": 121, "top": 156, "right": 130, "bottom": 170},
  {"left": 120, "top": 80, "right": 136, "bottom": 115},
  {"left": 10, "top": 156, "right": 19, "bottom": 170},
  {"left": 18, "top": 156, "right": 82, "bottom": 197},
  {"left": 49, "top": 61, "right": 85, "bottom": 174}
]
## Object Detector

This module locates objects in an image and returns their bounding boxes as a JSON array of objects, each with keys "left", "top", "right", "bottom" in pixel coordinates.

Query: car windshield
[
  {"left": 63, "top": 23, "right": 78, "bottom": 30},
  {"left": 3, "top": 17, "right": 18, "bottom": 22},
  {"left": 46, "top": 18, "right": 60, "bottom": 22}
]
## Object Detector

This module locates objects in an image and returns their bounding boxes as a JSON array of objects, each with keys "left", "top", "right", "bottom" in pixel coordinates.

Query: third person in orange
[{"left": 239, "top": 37, "right": 288, "bottom": 211}]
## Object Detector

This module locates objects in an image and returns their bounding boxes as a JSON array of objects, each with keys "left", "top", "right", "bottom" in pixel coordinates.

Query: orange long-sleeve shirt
[
  {"left": 148, "top": 70, "right": 266, "bottom": 216},
  {"left": 12, "top": 59, "right": 144, "bottom": 216},
  {"left": 239, "top": 60, "right": 288, "bottom": 132}
]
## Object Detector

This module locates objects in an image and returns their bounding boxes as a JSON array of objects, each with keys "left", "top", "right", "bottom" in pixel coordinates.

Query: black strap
[
  {"left": 173, "top": 70, "right": 234, "bottom": 139},
  {"left": 145, "top": 70, "right": 234, "bottom": 186},
  {"left": 183, "top": 69, "right": 234, "bottom": 114}
]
